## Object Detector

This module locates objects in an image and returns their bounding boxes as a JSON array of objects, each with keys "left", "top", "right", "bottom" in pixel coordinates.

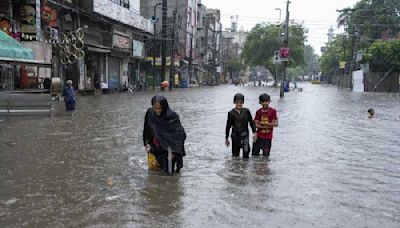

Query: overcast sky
[{"left": 201, "top": 0, "right": 360, "bottom": 55}]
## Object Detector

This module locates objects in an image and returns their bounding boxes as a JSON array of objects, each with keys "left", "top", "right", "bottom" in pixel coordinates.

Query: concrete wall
[{"left": 365, "top": 72, "right": 399, "bottom": 92}]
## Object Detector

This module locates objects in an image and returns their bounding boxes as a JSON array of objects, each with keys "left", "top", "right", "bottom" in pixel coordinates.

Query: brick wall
[{"left": 365, "top": 72, "right": 400, "bottom": 92}]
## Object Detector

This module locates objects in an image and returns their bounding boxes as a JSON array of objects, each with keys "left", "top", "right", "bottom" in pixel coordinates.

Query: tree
[
  {"left": 337, "top": 0, "right": 400, "bottom": 50},
  {"left": 242, "top": 22, "right": 307, "bottom": 72},
  {"left": 287, "top": 66, "right": 304, "bottom": 80},
  {"left": 303, "top": 45, "right": 320, "bottom": 75},
  {"left": 319, "top": 36, "right": 348, "bottom": 83},
  {"left": 364, "top": 39, "right": 400, "bottom": 72},
  {"left": 320, "top": 0, "right": 400, "bottom": 83},
  {"left": 225, "top": 57, "right": 244, "bottom": 78}
]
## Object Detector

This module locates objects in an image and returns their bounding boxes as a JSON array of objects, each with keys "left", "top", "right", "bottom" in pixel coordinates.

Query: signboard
[
  {"left": 339, "top": 61, "right": 346, "bottom": 69},
  {"left": 352, "top": 70, "right": 364, "bottom": 92},
  {"left": 132, "top": 40, "right": 144, "bottom": 58},
  {"left": 360, "top": 63, "right": 370, "bottom": 73},
  {"left": 112, "top": 34, "right": 130, "bottom": 49},
  {"left": 356, "top": 51, "right": 363, "bottom": 62},
  {"left": 145, "top": 57, "right": 174, "bottom": 66},
  {"left": 93, "top": 0, "right": 153, "bottom": 34},
  {"left": 273, "top": 51, "right": 281, "bottom": 64},
  {"left": 19, "top": 4, "right": 37, "bottom": 34},
  {"left": 130, "top": 0, "right": 140, "bottom": 14},
  {"left": 79, "top": 59, "right": 85, "bottom": 90}
]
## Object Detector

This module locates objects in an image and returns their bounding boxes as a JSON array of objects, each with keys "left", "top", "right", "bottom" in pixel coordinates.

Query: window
[{"left": 111, "top": 0, "right": 129, "bottom": 9}]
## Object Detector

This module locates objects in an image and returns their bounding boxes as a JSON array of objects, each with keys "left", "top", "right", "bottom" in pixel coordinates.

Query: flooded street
[{"left": 1, "top": 83, "right": 400, "bottom": 227}]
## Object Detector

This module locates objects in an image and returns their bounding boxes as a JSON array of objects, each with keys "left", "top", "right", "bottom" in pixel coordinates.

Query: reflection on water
[{"left": 0, "top": 83, "right": 400, "bottom": 227}]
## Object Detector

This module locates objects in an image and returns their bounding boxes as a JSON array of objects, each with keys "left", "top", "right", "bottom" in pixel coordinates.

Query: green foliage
[
  {"left": 242, "top": 23, "right": 307, "bottom": 71},
  {"left": 321, "top": 0, "right": 400, "bottom": 77},
  {"left": 287, "top": 66, "right": 304, "bottom": 79},
  {"left": 304, "top": 45, "right": 320, "bottom": 75},
  {"left": 338, "top": 0, "right": 400, "bottom": 41},
  {"left": 319, "top": 36, "right": 347, "bottom": 77},
  {"left": 225, "top": 57, "right": 244, "bottom": 74},
  {"left": 364, "top": 39, "right": 400, "bottom": 72}
]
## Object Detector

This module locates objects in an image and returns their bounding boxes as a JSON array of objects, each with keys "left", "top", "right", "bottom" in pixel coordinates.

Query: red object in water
[{"left": 160, "top": 81, "right": 169, "bottom": 88}]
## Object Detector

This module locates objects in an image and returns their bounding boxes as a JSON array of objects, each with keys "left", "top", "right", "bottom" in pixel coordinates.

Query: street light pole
[
  {"left": 169, "top": 0, "right": 178, "bottom": 91},
  {"left": 274, "top": 8, "right": 281, "bottom": 87},
  {"left": 280, "top": 0, "right": 290, "bottom": 98},
  {"left": 153, "top": 3, "right": 162, "bottom": 91},
  {"left": 161, "top": 0, "right": 167, "bottom": 85}
]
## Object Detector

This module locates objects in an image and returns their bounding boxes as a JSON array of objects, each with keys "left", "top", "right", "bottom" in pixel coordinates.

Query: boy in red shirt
[{"left": 252, "top": 93, "right": 278, "bottom": 158}]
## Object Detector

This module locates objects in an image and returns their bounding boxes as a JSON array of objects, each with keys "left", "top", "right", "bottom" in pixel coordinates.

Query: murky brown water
[{"left": 1, "top": 83, "right": 400, "bottom": 227}]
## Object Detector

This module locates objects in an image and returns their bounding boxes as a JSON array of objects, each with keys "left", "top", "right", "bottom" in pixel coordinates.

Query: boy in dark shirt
[{"left": 225, "top": 93, "right": 256, "bottom": 158}]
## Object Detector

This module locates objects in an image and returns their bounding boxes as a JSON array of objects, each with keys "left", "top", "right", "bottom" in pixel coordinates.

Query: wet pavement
[{"left": 1, "top": 83, "right": 400, "bottom": 227}]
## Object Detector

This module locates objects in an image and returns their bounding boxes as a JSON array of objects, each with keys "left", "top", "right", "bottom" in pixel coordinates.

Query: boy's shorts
[
  {"left": 231, "top": 135, "right": 250, "bottom": 158},
  {"left": 252, "top": 138, "right": 272, "bottom": 156}
]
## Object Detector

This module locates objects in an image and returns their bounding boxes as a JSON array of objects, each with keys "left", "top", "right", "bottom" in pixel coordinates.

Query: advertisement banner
[
  {"left": 112, "top": 34, "right": 130, "bottom": 49},
  {"left": 132, "top": 40, "right": 144, "bottom": 58},
  {"left": 93, "top": 0, "right": 153, "bottom": 34},
  {"left": 19, "top": 4, "right": 36, "bottom": 34}
]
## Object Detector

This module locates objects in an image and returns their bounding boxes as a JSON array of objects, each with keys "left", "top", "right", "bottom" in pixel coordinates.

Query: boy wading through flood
[
  {"left": 225, "top": 93, "right": 256, "bottom": 158},
  {"left": 252, "top": 93, "right": 278, "bottom": 159}
]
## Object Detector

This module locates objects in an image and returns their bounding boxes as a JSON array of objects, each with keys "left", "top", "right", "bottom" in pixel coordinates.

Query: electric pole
[
  {"left": 188, "top": 26, "right": 193, "bottom": 85},
  {"left": 169, "top": 0, "right": 178, "bottom": 90},
  {"left": 161, "top": 0, "right": 167, "bottom": 85},
  {"left": 280, "top": 0, "right": 290, "bottom": 98},
  {"left": 153, "top": 3, "right": 162, "bottom": 91}
]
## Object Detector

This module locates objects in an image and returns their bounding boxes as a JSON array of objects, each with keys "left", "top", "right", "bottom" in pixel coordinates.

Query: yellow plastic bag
[{"left": 147, "top": 152, "right": 160, "bottom": 170}]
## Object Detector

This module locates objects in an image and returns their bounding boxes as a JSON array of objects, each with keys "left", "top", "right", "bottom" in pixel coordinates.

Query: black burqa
[{"left": 143, "top": 96, "right": 186, "bottom": 172}]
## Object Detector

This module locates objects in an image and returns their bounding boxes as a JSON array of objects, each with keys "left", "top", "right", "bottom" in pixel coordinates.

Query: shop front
[
  {"left": 85, "top": 45, "right": 109, "bottom": 91},
  {"left": 108, "top": 32, "right": 131, "bottom": 90},
  {"left": 108, "top": 56, "right": 121, "bottom": 90},
  {"left": 128, "top": 39, "right": 145, "bottom": 90},
  {"left": 0, "top": 30, "right": 52, "bottom": 92}
]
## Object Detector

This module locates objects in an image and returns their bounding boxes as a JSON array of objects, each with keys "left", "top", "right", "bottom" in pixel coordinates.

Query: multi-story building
[
  {"left": 204, "top": 8, "right": 222, "bottom": 85},
  {"left": 141, "top": 0, "right": 200, "bottom": 86},
  {"left": 0, "top": 0, "right": 153, "bottom": 92},
  {"left": 221, "top": 17, "right": 249, "bottom": 82},
  {"left": 74, "top": 0, "right": 153, "bottom": 91},
  {"left": 0, "top": 0, "right": 53, "bottom": 91},
  {"left": 193, "top": 1, "right": 207, "bottom": 84}
]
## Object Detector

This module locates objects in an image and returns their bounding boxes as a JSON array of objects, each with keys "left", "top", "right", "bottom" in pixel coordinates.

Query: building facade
[{"left": 0, "top": 0, "right": 153, "bottom": 92}]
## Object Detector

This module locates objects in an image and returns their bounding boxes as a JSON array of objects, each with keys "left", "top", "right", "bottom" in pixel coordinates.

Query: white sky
[{"left": 201, "top": 0, "right": 360, "bottom": 55}]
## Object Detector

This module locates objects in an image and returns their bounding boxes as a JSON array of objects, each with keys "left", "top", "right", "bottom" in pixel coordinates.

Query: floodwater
[{"left": 1, "top": 83, "right": 400, "bottom": 227}]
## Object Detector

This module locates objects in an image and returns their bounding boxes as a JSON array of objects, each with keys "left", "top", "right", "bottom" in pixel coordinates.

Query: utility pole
[
  {"left": 188, "top": 26, "right": 193, "bottom": 85},
  {"left": 280, "top": 0, "right": 290, "bottom": 98},
  {"left": 153, "top": 3, "right": 162, "bottom": 90},
  {"left": 161, "top": 0, "right": 167, "bottom": 85},
  {"left": 169, "top": 0, "right": 178, "bottom": 90},
  {"left": 274, "top": 8, "right": 281, "bottom": 87}
]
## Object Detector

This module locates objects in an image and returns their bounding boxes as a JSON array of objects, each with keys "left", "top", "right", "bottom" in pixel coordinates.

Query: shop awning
[
  {"left": 0, "top": 31, "right": 34, "bottom": 60},
  {"left": 0, "top": 56, "right": 52, "bottom": 68},
  {"left": 87, "top": 44, "right": 111, "bottom": 53}
]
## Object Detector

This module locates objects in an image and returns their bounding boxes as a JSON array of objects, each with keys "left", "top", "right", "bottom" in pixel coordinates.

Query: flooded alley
[{"left": 1, "top": 83, "right": 400, "bottom": 227}]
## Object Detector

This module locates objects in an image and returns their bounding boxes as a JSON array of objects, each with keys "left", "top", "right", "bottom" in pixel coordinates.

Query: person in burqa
[
  {"left": 143, "top": 95, "right": 186, "bottom": 173},
  {"left": 62, "top": 80, "right": 76, "bottom": 111}
]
